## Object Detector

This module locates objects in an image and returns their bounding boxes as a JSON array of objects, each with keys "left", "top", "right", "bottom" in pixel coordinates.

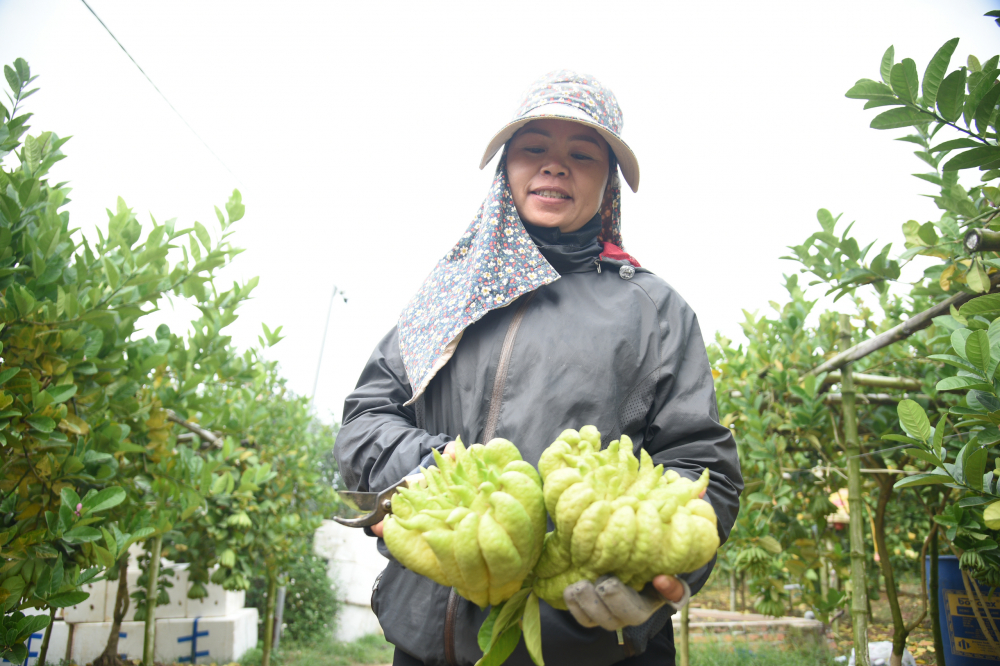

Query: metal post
[{"left": 272, "top": 586, "right": 286, "bottom": 652}]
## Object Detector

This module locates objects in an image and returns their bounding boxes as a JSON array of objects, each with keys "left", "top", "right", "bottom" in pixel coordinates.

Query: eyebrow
[{"left": 517, "top": 127, "right": 603, "bottom": 148}]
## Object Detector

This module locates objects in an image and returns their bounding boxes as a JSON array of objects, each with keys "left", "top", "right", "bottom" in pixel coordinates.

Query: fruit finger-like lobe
[
  {"left": 589, "top": 504, "right": 636, "bottom": 575},
  {"left": 571, "top": 500, "right": 611, "bottom": 567},
  {"left": 488, "top": 579, "right": 523, "bottom": 607},
  {"left": 533, "top": 568, "right": 587, "bottom": 611},
  {"left": 684, "top": 515, "right": 720, "bottom": 573},
  {"left": 423, "top": 529, "right": 465, "bottom": 589},
  {"left": 535, "top": 531, "right": 572, "bottom": 578},
  {"left": 658, "top": 508, "right": 695, "bottom": 574},
  {"left": 558, "top": 429, "right": 582, "bottom": 447},
  {"left": 488, "top": 491, "right": 534, "bottom": 563},
  {"left": 503, "top": 460, "right": 542, "bottom": 487},
  {"left": 627, "top": 501, "right": 663, "bottom": 583},
  {"left": 392, "top": 513, "right": 448, "bottom": 533},
  {"left": 538, "top": 440, "right": 573, "bottom": 482},
  {"left": 498, "top": 470, "right": 546, "bottom": 564},
  {"left": 478, "top": 511, "right": 523, "bottom": 587},
  {"left": 383, "top": 518, "right": 450, "bottom": 587},
  {"left": 579, "top": 425, "right": 601, "bottom": 449},
  {"left": 543, "top": 468, "right": 583, "bottom": 518},
  {"left": 686, "top": 498, "right": 717, "bottom": 527},
  {"left": 483, "top": 438, "right": 522, "bottom": 470},
  {"left": 556, "top": 482, "right": 597, "bottom": 550},
  {"left": 453, "top": 512, "right": 489, "bottom": 593}
]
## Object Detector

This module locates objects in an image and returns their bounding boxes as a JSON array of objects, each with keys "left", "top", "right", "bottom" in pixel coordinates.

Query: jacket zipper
[{"left": 445, "top": 292, "right": 536, "bottom": 666}]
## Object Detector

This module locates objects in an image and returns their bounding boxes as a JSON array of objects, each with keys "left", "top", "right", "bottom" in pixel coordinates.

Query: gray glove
[{"left": 564, "top": 576, "right": 691, "bottom": 631}]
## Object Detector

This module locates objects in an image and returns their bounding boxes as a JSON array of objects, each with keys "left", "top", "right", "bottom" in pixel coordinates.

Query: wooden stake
[
  {"left": 678, "top": 604, "right": 689, "bottom": 666},
  {"left": 143, "top": 535, "right": 162, "bottom": 666},
  {"left": 840, "top": 314, "right": 870, "bottom": 666}
]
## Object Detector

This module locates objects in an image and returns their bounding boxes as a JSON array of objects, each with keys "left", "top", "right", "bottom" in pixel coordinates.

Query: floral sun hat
[{"left": 398, "top": 70, "right": 637, "bottom": 404}]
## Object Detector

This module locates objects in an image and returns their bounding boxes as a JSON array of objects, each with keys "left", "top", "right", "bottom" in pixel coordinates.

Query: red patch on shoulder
[{"left": 599, "top": 242, "right": 641, "bottom": 268}]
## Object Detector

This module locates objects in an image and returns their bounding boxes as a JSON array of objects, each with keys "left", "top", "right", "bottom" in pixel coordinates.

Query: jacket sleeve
[
  {"left": 335, "top": 327, "right": 451, "bottom": 493},
  {"left": 638, "top": 280, "right": 743, "bottom": 593}
]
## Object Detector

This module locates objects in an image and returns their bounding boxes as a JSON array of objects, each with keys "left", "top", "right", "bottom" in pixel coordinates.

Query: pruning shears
[{"left": 333, "top": 474, "right": 423, "bottom": 528}]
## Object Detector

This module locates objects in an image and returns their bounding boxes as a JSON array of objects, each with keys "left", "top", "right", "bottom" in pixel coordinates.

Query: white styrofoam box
[
  {"left": 334, "top": 604, "right": 384, "bottom": 643},
  {"left": 1, "top": 620, "right": 69, "bottom": 666},
  {"left": 185, "top": 576, "right": 245, "bottom": 618},
  {"left": 159, "top": 565, "right": 189, "bottom": 619},
  {"left": 104, "top": 569, "right": 142, "bottom": 622},
  {"left": 314, "top": 520, "right": 385, "bottom": 607},
  {"left": 70, "top": 620, "right": 145, "bottom": 665},
  {"left": 154, "top": 608, "right": 258, "bottom": 664},
  {"left": 63, "top": 579, "right": 108, "bottom": 623}
]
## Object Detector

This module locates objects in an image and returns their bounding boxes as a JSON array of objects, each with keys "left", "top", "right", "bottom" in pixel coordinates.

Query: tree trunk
[
  {"left": 872, "top": 476, "right": 910, "bottom": 666},
  {"left": 929, "top": 530, "right": 944, "bottom": 666},
  {"left": 840, "top": 315, "right": 870, "bottom": 666},
  {"left": 678, "top": 604, "right": 689, "bottom": 666},
  {"left": 94, "top": 556, "right": 131, "bottom": 666},
  {"left": 35, "top": 606, "right": 56, "bottom": 666},
  {"left": 143, "top": 535, "right": 162, "bottom": 666},
  {"left": 739, "top": 573, "right": 745, "bottom": 612},
  {"left": 729, "top": 569, "right": 737, "bottom": 613},
  {"left": 262, "top": 570, "right": 277, "bottom": 666}
]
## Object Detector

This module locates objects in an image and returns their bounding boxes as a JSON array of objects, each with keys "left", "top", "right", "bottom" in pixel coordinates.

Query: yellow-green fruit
[
  {"left": 532, "top": 426, "right": 720, "bottom": 609},
  {"left": 381, "top": 436, "right": 544, "bottom": 607}
]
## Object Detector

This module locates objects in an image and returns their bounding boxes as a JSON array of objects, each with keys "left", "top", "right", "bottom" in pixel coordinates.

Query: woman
[{"left": 335, "top": 70, "right": 742, "bottom": 666}]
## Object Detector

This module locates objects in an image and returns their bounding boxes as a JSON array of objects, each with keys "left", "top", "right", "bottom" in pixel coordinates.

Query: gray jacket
[{"left": 335, "top": 246, "right": 742, "bottom": 666}]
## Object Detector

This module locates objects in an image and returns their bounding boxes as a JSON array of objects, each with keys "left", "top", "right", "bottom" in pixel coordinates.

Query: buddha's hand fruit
[
  {"left": 532, "top": 427, "right": 719, "bottom": 611},
  {"left": 382, "top": 437, "right": 545, "bottom": 607}
]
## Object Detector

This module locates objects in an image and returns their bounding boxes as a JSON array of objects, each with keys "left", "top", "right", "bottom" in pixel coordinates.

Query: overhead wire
[{"left": 78, "top": 0, "right": 242, "bottom": 185}]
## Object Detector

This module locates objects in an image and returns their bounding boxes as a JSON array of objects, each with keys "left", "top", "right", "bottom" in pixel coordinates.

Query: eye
[
  {"left": 572, "top": 153, "right": 594, "bottom": 161},
  {"left": 524, "top": 147, "right": 544, "bottom": 154}
]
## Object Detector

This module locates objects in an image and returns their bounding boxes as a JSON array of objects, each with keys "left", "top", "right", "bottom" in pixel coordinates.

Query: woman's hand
[{"left": 370, "top": 442, "right": 458, "bottom": 539}]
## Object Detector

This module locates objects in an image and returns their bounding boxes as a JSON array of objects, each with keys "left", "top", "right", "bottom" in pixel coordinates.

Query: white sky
[{"left": 0, "top": 0, "right": 997, "bottom": 423}]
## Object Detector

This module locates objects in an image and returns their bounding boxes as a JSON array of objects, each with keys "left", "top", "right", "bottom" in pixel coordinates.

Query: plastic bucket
[{"left": 926, "top": 555, "right": 1000, "bottom": 664}]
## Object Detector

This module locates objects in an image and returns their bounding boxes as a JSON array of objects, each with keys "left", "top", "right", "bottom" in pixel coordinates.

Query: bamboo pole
[
  {"left": 262, "top": 571, "right": 278, "bottom": 666},
  {"left": 678, "top": 604, "right": 690, "bottom": 666},
  {"left": 809, "top": 273, "right": 1000, "bottom": 377},
  {"left": 35, "top": 606, "right": 56, "bottom": 666},
  {"left": 964, "top": 228, "right": 1000, "bottom": 253},
  {"left": 822, "top": 372, "right": 922, "bottom": 391},
  {"left": 729, "top": 569, "right": 737, "bottom": 613},
  {"left": 928, "top": 528, "right": 944, "bottom": 666},
  {"left": 840, "top": 315, "right": 870, "bottom": 666},
  {"left": 143, "top": 535, "right": 162, "bottom": 666}
]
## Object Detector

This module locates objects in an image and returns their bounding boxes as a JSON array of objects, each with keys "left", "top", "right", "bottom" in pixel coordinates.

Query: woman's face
[{"left": 506, "top": 119, "right": 611, "bottom": 234}]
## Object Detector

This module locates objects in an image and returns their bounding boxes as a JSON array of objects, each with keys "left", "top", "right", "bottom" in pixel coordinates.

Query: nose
[{"left": 541, "top": 158, "right": 567, "bottom": 177}]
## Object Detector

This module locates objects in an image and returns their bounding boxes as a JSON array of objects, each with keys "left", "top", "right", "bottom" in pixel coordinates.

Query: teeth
[{"left": 535, "top": 190, "right": 569, "bottom": 199}]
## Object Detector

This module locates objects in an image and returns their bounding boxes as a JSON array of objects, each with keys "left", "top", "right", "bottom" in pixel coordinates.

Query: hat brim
[{"left": 479, "top": 104, "right": 640, "bottom": 193}]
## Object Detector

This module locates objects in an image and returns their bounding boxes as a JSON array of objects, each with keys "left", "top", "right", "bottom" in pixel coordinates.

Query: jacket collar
[{"left": 523, "top": 215, "right": 602, "bottom": 275}]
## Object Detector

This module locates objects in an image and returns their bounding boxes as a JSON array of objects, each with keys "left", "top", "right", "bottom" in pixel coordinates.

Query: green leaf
[
  {"left": 194, "top": 221, "right": 212, "bottom": 251},
  {"left": 965, "top": 71, "right": 1000, "bottom": 127},
  {"left": 966, "top": 329, "right": 992, "bottom": 374},
  {"left": 923, "top": 38, "right": 960, "bottom": 105},
  {"left": 845, "top": 79, "right": 896, "bottom": 100},
  {"left": 898, "top": 399, "right": 931, "bottom": 442},
  {"left": 44, "top": 384, "right": 76, "bottom": 404},
  {"left": 965, "top": 446, "right": 989, "bottom": 491},
  {"left": 45, "top": 590, "right": 89, "bottom": 608},
  {"left": 870, "top": 107, "right": 935, "bottom": 129},
  {"left": 4, "top": 65, "right": 20, "bottom": 94},
  {"left": 758, "top": 535, "right": 782, "bottom": 555},
  {"left": 0, "top": 368, "right": 20, "bottom": 386},
  {"left": 904, "top": 448, "right": 943, "bottom": 468},
  {"left": 961, "top": 293, "right": 1000, "bottom": 317},
  {"left": 934, "top": 418, "right": 946, "bottom": 457},
  {"left": 936, "top": 376, "right": 993, "bottom": 392},
  {"left": 82, "top": 487, "right": 125, "bottom": 514},
  {"left": 492, "top": 588, "right": 530, "bottom": 645},
  {"left": 930, "top": 138, "right": 983, "bottom": 153},
  {"left": 882, "top": 434, "right": 924, "bottom": 445},
  {"left": 522, "top": 593, "right": 544, "bottom": 666},
  {"left": 984, "top": 501, "right": 1000, "bottom": 530},
  {"left": 476, "top": 625, "right": 522, "bottom": 666},
  {"left": 890, "top": 59, "right": 919, "bottom": 103},
  {"left": 25, "top": 416, "right": 55, "bottom": 433},
  {"left": 62, "top": 526, "right": 102, "bottom": 544},
  {"left": 102, "top": 257, "right": 120, "bottom": 291},
  {"left": 478, "top": 605, "right": 502, "bottom": 653},
  {"left": 937, "top": 69, "right": 968, "bottom": 122},
  {"left": 894, "top": 471, "right": 952, "bottom": 488},
  {"left": 880, "top": 45, "right": 895, "bottom": 85},
  {"left": 942, "top": 145, "right": 1000, "bottom": 171},
  {"left": 1, "top": 576, "right": 24, "bottom": 611},
  {"left": 15, "top": 614, "right": 49, "bottom": 642},
  {"left": 973, "top": 82, "right": 1000, "bottom": 134}
]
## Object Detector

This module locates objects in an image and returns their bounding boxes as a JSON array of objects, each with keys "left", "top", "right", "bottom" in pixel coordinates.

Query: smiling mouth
[{"left": 532, "top": 189, "right": 571, "bottom": 200}]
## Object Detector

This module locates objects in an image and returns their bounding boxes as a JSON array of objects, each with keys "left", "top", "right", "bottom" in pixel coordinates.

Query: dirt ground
[{"left": 694, "top": 577, "right": 939, "bottom": 663}]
